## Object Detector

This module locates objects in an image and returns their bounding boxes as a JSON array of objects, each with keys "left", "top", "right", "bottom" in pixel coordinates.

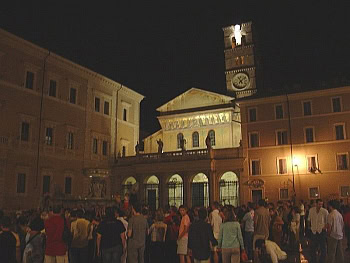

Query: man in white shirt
[
  {"left": 307, "top": 199, "right": 328, "bottom": 263},
  {"left": 299, "top": 199, "right": 305, "bottom": 238},
  {"left": 255, "top": 239, "right": 287, "bottom": 263},
  {"left": 326, "top": 200, "right": 344, "bottom": 263},
  {"left": 209, "top": 201, "right": 222, "bottom": 263}
]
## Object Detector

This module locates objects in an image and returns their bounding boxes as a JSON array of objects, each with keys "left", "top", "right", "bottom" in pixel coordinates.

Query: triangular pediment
[{"left": 157, "top": 88, "right": 234, "bottom": 112}]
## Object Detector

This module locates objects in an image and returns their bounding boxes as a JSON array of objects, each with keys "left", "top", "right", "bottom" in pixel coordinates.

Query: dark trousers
[
  {"left": 300, "top": 215, "right": 305, "bottom": 237},
  {"left": 244, "top": 231, "right": 254, "bottom": 260},
  {"left": 150, "top": 241, "right": 165, "bottom": 263},
  {"left": 70, "top": 246, "right": 89, "bottom": 263},
  {"left": 346, "top": 225, "right": 350, "bottom": 248},
  {"left": 310, "top": 231, "right": 327, "bottom": 263},
  {"left": 102, "top": 245, "right": 123, "bottom": 263}
]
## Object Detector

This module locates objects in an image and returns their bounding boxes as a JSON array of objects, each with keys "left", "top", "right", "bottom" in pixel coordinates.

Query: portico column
[
  {"left": 209, "top": 169, "right": 219, "bottom": 205},
  {"left": 183, "top": 173, "right": 191, "bottom": 208}
]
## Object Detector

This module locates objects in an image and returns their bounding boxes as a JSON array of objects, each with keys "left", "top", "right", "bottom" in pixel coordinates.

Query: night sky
[{"left": 1, "top": 1, "right": 349, "bottom": 135}]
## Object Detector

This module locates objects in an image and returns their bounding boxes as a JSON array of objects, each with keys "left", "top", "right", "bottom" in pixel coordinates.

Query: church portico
[{"left": 113, "top": 147, "right": 244, "bottom": 208}]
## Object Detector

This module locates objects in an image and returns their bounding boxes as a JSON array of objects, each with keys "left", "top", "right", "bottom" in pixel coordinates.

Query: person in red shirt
[
  {"left": 343, "top": 205, "right": 350, "bottom": 252},
  {"left": 44, "top": 206, "right": 68, "bottom": 263}
]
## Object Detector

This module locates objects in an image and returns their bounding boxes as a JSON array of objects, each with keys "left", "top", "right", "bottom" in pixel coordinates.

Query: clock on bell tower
[{"left": 223, "top": 22, "right": 259, "bottom": 99}]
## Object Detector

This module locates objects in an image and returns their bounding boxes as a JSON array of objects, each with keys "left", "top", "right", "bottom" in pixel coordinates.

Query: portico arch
[
  {"left": 144, "top": 175, "right": 159, "bottom": 210},
  {"left": 167, "top": 174, "right": 183, "bottom": 207},
  {"left": 191, "top": 173, "right": 209, "bottom": 207},
  {"left": 219, "top": 171, "right": 239, "bottom": 206},
  {"left": 122, "top": 176, "right": 136, "bottom": 197}
]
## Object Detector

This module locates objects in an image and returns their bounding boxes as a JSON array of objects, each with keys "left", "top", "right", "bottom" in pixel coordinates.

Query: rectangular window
[
  {"left": 42, "top": 175, "right": 51, "bottom": 194},
  {"left": 337, "top": 153, "right": 348, "bottom": 170},
  {"left": 248, "top": 108, "right": 257, "bottom": 122},
  {"left": 303, "top": 101, "right": 312, "bottom": 116},
  {"left": 251, "top": 159, "right": 261, "bottom": 175},
  {"left": 309, "top": 187, "right": 320, "bottom": 199},
  {"left": 335, "top": 124, "right": 345, "bottom": 140},
  {"left": 25, "top": 71, "right": 34, "bottom": 89},
  {"left": 280, "top": 189, "right": 289, "bottom": 200},
  {"left": 276, "top": 130, "right": 288, "bottom": 145},
  {"left": 305, "top": 127, "right": 314, "bottom": 143},
  {"left": 65, "top": 177, "right": 72, "bottom": 195},
  {"left": 67, "top": 132, "right": 74, "bottom": 150},
  {"left": 102, "top": 140, "right": 108, "bottom": 156},
  {"left": 21, "top": 122, "right": 30, "bottom": 141},
  {"left": 45, "top": 127, "right": 53, "bottom": 146},
  {"left": 95, "top": 97, "right": 100, "bottom": 112},
  {"left": 332, "top": 97, "right": 341, "bottom": 112},
  {"left": 17, "top": 173, "right": 26, "bottom": 193},
  {"left": 249, "top": 132, "right": 259, "bottom": 148},
  {"left": 275, "top": 105, "right": 284, "bottom": 119},
  {"left": 70, "top": 88, "right": 77, "bottom": 104},
  {"left": 277, "top": 158, "right": 287, "bottom": 174},
  {"left": 104, "top": 101, "right": 110, "bottom": 115},
  {"left": 49, "top": 80, "right": 57, "bottom": 97},
  {"left": 307, "top": 156, "right": 318, "bottom": 173},
  {"left": 340, "top": 186, "right": 350, "bottom": 198},
  {"left": 93, "top": 138, "right": 98, "bottom": 154},
  {"left": 123, "top": 108, "right": 127, "bottom": 121}
]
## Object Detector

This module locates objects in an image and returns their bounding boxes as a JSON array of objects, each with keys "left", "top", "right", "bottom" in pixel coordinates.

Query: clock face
[{"left": 232, "top": 72, "right": 250, "bottom": 90}]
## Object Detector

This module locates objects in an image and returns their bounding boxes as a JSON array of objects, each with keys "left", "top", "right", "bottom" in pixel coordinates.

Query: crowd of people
[{"left": 0, "top": 196, "right": 349, "bottom": 263}]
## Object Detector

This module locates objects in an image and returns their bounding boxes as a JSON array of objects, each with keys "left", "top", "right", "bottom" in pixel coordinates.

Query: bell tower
[{"left": 223, "top": 21, "right": 258, "bottom": 99}]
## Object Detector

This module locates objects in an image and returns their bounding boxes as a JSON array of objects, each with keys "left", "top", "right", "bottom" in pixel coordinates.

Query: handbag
[{"left": 240, "top": 249, "right": 248, "bottom": 262}]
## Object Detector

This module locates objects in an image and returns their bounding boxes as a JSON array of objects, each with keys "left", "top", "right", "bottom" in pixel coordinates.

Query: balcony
[{"left": 115, "top": 147, "right": 242, "bottom": 166}]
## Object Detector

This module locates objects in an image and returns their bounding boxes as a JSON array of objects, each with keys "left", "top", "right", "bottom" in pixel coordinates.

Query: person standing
[
  {"left": 307, "top": 199, "right": 328, "bottom": 263},
  {"left": 209, "top": 201, "right": 222, "bottom": 263},
  {"left": 242, "top": 203, "right": 254, "bottom": 261},
  {"left": 177, "top": 205, "right": 191, "bottom": 263},
  {"left": 70, "top": 209, "right": 92, "bottom": 263},
  {"left": 188, "top": 207, "right": 218, "bottom": 263},
  {"left": 217, "top": 209, "right": 245, "bottom": 263},
  {"left": 44, "top": 205, "right": 68, "bottom": 263},
  {"left": 23, "top": 216, "right": 45, "bottom": 263},
  {"left": 97, "top": 207, "right": 126, "bottom": 263},
  {"left": 253, "top": 199, "right": 270, "bottom": 250},
  {"left": 0, "top": 216, "right": 17, "bottom": 263},
  {"left": 326, "top": 200, "right": 344, "bottom": 263},
  {"left": 149, "top": 211, "right": 167, "bottom": 263},
  {"left": 127, "top": 203, "right": 149, "bottom": 263},
  {"left": 299, "top": 200, "right": 306, "bottom": 238},
  {"left": 344, "top": 205, "right": 350, "bottom": 251}
]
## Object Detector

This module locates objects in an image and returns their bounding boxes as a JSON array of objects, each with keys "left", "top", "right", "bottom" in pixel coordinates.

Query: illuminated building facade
[
  {"left": 238, "top": 86, "right": 350, "bottom": 204},
  {"left": 0, "top": 28, "right": 144, "bottom": 210}
]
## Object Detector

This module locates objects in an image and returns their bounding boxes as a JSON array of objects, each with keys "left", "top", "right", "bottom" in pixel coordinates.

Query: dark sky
[{"left": 1, "top": 1, "right": 349, "bottom": 135}]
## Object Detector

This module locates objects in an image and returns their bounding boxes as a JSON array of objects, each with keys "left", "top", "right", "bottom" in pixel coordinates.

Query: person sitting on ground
[{"left": 255, "top": 239, "right": 287, "bottom": 263}]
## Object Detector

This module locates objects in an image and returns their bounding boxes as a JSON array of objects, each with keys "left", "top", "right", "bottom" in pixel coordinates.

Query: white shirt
[
  {"left": 308, "top": 207, "right": 328, "bottom": 234},
  {"left": 327, "top": 209, "right": 344, "bottom": 240},
  {"left": 210, "top": 209, "right": 222, "bottom": 240},
  {"left": 265, "top": 240, "right": 287, "bottom": 263},
  {"left": 300, "top": 204, "right": 305, "bottom": 216}
]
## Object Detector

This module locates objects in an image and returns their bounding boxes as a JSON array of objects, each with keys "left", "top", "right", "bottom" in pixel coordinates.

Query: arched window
[
  {"left": 145, "top": 175, "right": 159, "bottom": 210},
  {"left": 191, "top": 173, "right": 209, "bottom": 207},
  {"left": 208, "top": 130, "right": 215, "bottom": 146},
  {"left": 122, "top": 176, "right": 136, "bottom": 197},
  {"left": 177, "top": 133, "right": 184, "bottom": 149},
  {"left": 219, "top": 172, "right": 239, "bottom": 206},
  {"left": 167, "top": 174, "right": 183, "bottom": 207},
  {"left": 192, "top": 132, "right": 199, "bottom": 148}
]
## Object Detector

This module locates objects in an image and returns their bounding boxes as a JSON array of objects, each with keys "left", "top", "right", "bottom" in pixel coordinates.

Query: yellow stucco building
[{"left": 0, "top": 28, "right": 144, "bottom": 210}]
